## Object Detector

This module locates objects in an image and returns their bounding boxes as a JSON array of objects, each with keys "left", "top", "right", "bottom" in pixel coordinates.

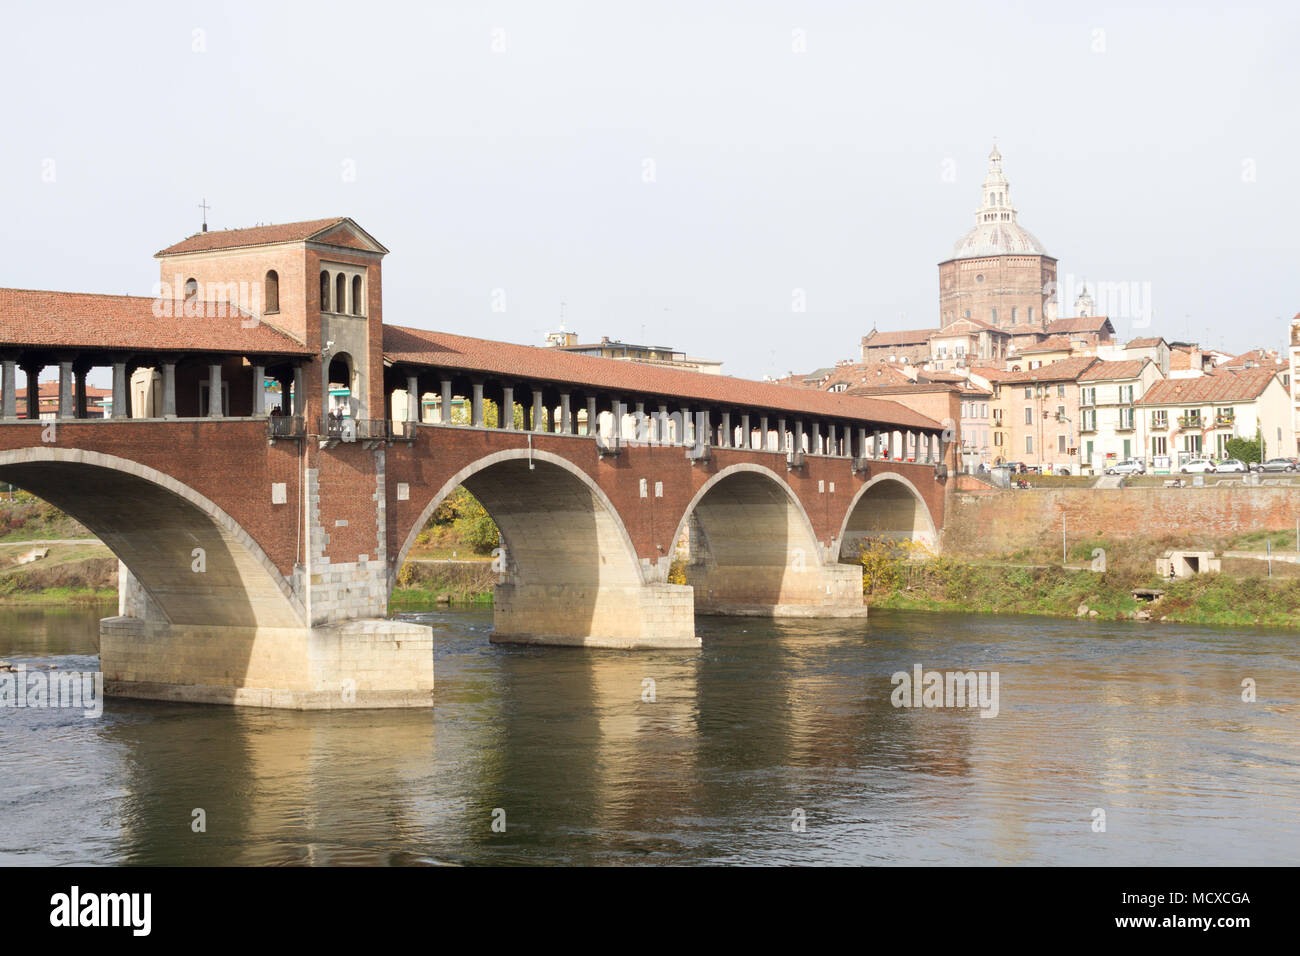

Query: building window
[
  {"left": 1057, "top": 384, "right": 1065, "bottom": 398},
  {"left": 976, "top": 274, "right": 985, "bottom": 283},
  {"left": 1026, "top": 436, "right": 1033, "bottom": 453},
  {"left": 1028, "top": 307, "right": 1035, "bottom": 323},
  {"left": 1025, "top": 407, "right": 1033, "bottom": 425},
  {"left": 991, "top": 308, "right": 997, "bottom": 324},
  {"left": 264, "top": 270, "right": 279, "bottom": 313},
  {"left": 351, "top": 275, "right": 363, "bottom": 316},
  {"left": 1058, "top": 435, "right": 1066, "bottom": 453},
  {"left": 184, "top": 277, "right": 198, "bottom": 301},
  {"left": 320, "top": 271, "right": 331, "bottom": 311},
  {"left": 335, "top": 273, "right": 347, "bottom": 315},
  {"left": 1024, "top": 387, "right": 1032, "bottom": 399},
  {"left": 1056, "top": 405, "right": 1065, "bottom": 419},
  {"left": 1011, "top": 307, "right": 1018, "bottom": 324}
]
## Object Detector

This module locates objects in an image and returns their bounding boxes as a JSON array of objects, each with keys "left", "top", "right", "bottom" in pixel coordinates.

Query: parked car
[
  {"left": 1252, "top": 458, "right": 1298, "bottom": 473},
  {"left": 1215, "top": 458, "right": 1249, "bottom": 473},
  {"left": 1180, "top": 459, "right": 1217, "bottom": 474},
  {"left": 1105, "top": 458, "right": 1146, "bottom": 476}
]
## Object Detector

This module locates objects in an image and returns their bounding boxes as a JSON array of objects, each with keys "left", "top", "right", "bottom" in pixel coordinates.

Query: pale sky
[{"left": 1, "top": 1, "right": 1296, "bottom": 381}]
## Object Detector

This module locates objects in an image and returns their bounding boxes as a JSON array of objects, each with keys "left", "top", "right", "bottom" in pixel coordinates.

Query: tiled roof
[
  {"left": 820, "top": 363, "right": 915, "bottom": 390},
  {"left": 969, "top": 365, "right": 1016, "bottom": 383},
  {"left": 155, "top": 217, "right": 350, "bottom": 256},
  {"left": 0, "top": 288, "right": 312, "bottom": 355},
  {"left": 1137, "top": 367, "right": 1281, "bottom": 406},
  {"left": 846, "top": 382, "right": 962, "bottom": 396},
  {"left": 383, "top": 325, "right": 942, "bottom": 429},
  {"left": 1017, "top": 335, "right": 1076, "bottom": 354},
  {"left": 1126, "top": 336, "right": 1165, "bottom": 349},
  {"left": 998, "top": 356, "right": 1098, "bottom": 385},
  {"left": 861, "top": 328, "right": 937, "bottom": 348},
  {"left": 1045, "top": 315, "right": 1113, "bottom": 335},
  {"left": 1222, "top": 348, "right": 1285, "bottom": 369},
  {"left": 1078, "top": 359, "right": 1150, "bottom": 381},
  {"left": 918, "top": 371, "right": 992, "bottom": 393}
]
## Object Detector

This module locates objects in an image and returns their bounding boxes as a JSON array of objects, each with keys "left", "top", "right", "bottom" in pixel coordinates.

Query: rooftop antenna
[
  {"left": 198, "top": 197, "right": 211, "bottom": 233},
  {"left": 559, "top": 300, "right": 566, "bottom": 331}
]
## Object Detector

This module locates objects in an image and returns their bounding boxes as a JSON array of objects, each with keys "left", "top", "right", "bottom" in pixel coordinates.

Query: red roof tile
[
  {"left": 155, "top": 217, "right": 353, "bottom": 256},
  {"left": 1045, "top": 315, "right": 1114, "bottom": 335},
  {"left": 1137, "top": 367, "right": 1281, "bottom": 405},
  {"left": 0, "top": 288, "right": 312, "bottom": 355},
  {"left": 998, "top": 356, "right": 1098, "bottom": 385},
  {"left": 861, "top": 328, "right": 938, "bottom": 347},
  {"left": 383, "top": 325, "right": 942, "bottom": 429},
  {"left": 1078, "top": 359, "right": 1151, "bottom": 381}
]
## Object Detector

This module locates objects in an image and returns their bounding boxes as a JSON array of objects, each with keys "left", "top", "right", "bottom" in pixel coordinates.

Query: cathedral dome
[{"left": 946, "top": 146, "right": 1050, "bottom": 261}]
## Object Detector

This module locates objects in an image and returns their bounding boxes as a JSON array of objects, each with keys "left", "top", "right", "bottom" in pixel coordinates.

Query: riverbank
[{"left": 866, "top": 535, "right": 1300, "bottom": 629}]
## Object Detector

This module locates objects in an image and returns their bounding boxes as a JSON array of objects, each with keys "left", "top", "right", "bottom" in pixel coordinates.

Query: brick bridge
[{"left": 0, "top": 218, "right": 951, "bottom": 708}]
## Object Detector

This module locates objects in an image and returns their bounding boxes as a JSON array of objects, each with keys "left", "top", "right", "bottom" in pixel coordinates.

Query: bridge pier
[
  {"left": 99, "top": 615, "right": 433, "bottom": 709},
  {"left": 490, "top": 581, "right": 699, "bottom": 649}
]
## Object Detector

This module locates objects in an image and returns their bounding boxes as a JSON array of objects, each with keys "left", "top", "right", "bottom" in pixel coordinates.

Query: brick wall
[{"left": 945, "top": 485, "right": 1300, "bottom": 554}]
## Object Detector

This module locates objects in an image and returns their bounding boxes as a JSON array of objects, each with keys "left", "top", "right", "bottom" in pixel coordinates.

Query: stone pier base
[
  {"left": 690, "top": 563, "right": 869, "bottom": 617},
  {"left": 490, "top": 582, "right": 700, "bottom": 649},
  {"left": 98, "top": 616, "right": 434, "bottom": 709}
]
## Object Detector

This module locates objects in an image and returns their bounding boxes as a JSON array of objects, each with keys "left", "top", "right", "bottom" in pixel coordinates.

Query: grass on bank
[{"left": 862, "top": 533, "right": 1300, "bottom": 629}]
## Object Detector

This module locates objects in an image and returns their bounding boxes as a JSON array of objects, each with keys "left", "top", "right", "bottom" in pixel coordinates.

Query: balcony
[
  {"left": 1214, "top": 413, "right": 1235, "bottom": 428},
  {"left": 1176, "top": 415, "right": 1202, "bottom": 429},
  {"left": 267, "top": 415, "right": 305, "bottom": 440}
]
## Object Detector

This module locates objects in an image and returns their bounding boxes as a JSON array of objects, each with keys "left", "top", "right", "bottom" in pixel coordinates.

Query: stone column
[
  {"left": 471, "top": 381, "right": 484, "bottom": 427},
  {"left": 777, "top": 418, "right": 786, "bottom": 453},
  {"left": 560, "top": 392, "right": 572, "bottom": 434},
  {"left": 74, "top": 366, "right": 88, "bottom": 418},
  {"left": 587, "top": 396, "right": 598, "bottom": 437},
  {"left": 720, "top": 412, "right": 731, "bottom": 448},
  {"left": 292, "top": 364, "right": 305, "bottom": 418},
  {"left": 612, "top": 399, "right": 623, "bottom": 442},
  {"left": 441, "top": 379, "right": 454, "bottom": 424},
  {"left": 532, "top": 388, "right": 545, "bottom": 432},
  {"left": 794, "top": 419, "right": 805, "bottom": 455},
  {"left": 657, "top": 403, "right": 668, "bottom": 444},
  {"left": 252, "top": 363, "right": 267, "bottom": 417},
  {"left": 858, "top": 427, "right": 868, "bottom": 460},
  {"left": 57, "top": 361, "right": 74, "bottom": 419},
  {"left": 681, "top": 406, "right": 693, "bottom": 447},
  {"left": 828, "top": 423, "right": 838, "bottom": 457},
  {"left": 501, "top": 385, "right": 514, "bottom": 429},
  {"left": 759, "top": 416, "right": 769, "bottom": 450},
  {"left": 208, "top": 363, "right": 223, "bottom": 417},
  {"left": 406, "top": 374, "right": 419, "bottom": 423},
  {"left": 1, "top": 360, "right": 17, "bottom": 419},
  {"left": 698, "top": 409, "right": 710, "bottom": 446}
]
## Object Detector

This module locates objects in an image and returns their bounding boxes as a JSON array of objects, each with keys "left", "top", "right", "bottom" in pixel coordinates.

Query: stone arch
[
  {"left": 0, "top": 447, "right": 304, "bottom": 628},
  {"left": 834, "top": 472, "right": 939, "bottom": 561},
  {"left": 668, "top": 463, "right": 827, "bottom": 612},
  {"left": 393, "top": 446, "right": 645, "bottom": 593}
]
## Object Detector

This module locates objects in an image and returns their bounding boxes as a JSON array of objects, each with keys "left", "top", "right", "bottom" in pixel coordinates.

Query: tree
[{"left": 1225, "top": 431, "right": 1262, "bottom": 464}]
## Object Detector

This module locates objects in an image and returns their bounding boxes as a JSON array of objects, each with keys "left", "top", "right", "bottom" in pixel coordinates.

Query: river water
[{"left": 0, "top": 604, "right": 1296, "bottom": 865}]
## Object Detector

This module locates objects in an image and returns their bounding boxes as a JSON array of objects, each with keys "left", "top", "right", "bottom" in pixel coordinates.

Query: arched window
[
  {"left": 336, "top": 273, "right": 347, "bottom": 316},
  {"left": 184, "top": 277, "right": 198, "bottom": 301},
  {"left": 264, "top": 270, "right": 279, "bottom": 313},
  {"left": 351, "top": 275, "right": 363, "bottom": 316},
  {"left": 320, "top": 271, "right": 330, "bottom": 312}
]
